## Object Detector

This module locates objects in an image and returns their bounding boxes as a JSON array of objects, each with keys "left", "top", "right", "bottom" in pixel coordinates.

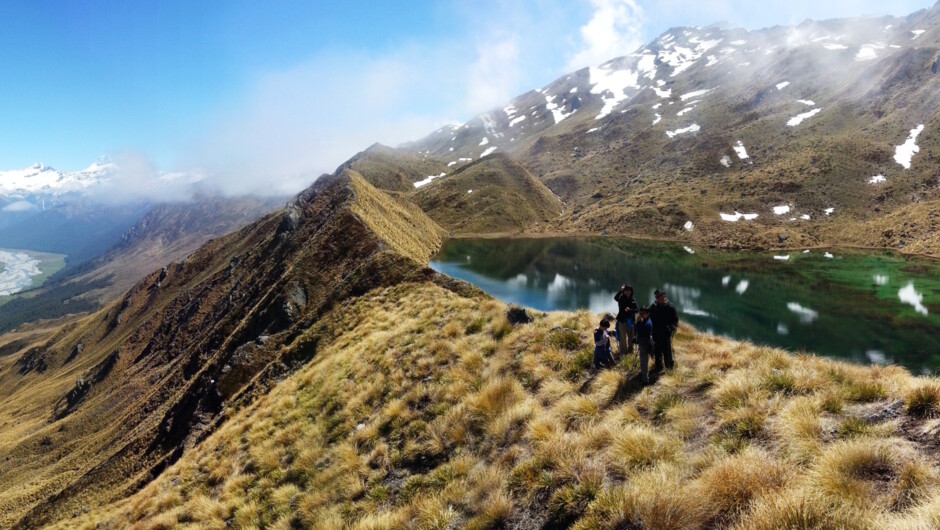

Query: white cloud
[
  {"left": 466, "top": 37, "right": 522, "bottom": 115},
  {"left": 566, "top": 0, "right": 645, "bottom": 70}
]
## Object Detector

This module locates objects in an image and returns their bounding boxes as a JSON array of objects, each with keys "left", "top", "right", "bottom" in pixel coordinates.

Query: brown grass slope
[
  {"left": 0, "top": 171, "right": 448, "bottom": 528},
  {"left": 337, "top": 143, "right": 451, "bottom": 193},
  {"left": 410, "top": 153, "right": 563, "bottom": 235},
  {"left": 53, "top": 282, "right": 940, "bottom": 530}
]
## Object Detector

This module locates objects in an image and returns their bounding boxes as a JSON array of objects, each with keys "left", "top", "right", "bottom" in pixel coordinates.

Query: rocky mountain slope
[
  {"left": 403, "top": 4, "right": 940, "bottom": 254},
  {"left": 0, "top": 171, "right": 450, "bottom": 527},
  {"left": 0, "top": 197, "right": 281, "bottom": 335}
]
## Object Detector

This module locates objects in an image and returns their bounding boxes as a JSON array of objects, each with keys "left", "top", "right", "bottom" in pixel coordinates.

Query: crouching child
[{"left": 593, "top": 319, "right": 615, "bottom": 369}]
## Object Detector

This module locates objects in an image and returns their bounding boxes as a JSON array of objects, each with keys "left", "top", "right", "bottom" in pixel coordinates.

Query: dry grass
[{"left": 45, "top": 282, "right": 940, "bottom": 529}]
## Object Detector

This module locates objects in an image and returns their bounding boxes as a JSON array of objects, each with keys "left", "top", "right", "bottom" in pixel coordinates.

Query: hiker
[
  {"left": 635, "top": 305, "right": 654, "bottom": 383},
  {"left": 593, "top": 318, "right": 615, "bottom": 369},
  {"left": 613, "top": 284, "right": 638, "bottom": 355},
  {"left": 649, "top": 288, "right": 679, "bottom": 371}
]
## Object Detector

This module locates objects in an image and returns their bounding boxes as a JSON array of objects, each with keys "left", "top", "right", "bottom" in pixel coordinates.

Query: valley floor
[{"left": 52, "top": 280, "right": 940, "bottom": 529}]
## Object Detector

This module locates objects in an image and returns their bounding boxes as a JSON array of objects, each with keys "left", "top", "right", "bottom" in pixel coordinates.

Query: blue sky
[{"left": 0, "top": 0, "right": 933, "bottom": 194}]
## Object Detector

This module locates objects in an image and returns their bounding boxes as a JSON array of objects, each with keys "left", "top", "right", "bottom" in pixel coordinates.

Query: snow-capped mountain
[
  {"left": 401, "top": 4, "right": 940, "bottom": 252},
  {"left": 0, "top": 156, "right": 115, "bottom": 198}
]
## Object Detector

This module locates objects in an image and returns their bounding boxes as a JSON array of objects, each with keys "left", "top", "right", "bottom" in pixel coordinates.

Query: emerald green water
[{"left": 430, "top": 238, "right": 940, "bottom": 373}]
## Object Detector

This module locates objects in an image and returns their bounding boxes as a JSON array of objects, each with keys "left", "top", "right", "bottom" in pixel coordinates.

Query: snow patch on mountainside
[
  {"left": 721, "top": 212, "right": 758, "bottom": 222},
  {"left": 545, "top": 94, "right": 576, "bottom": 124},
  {"left": 894, "top": 124, "right": 924, "bottom": 169},
  {"left": 589, "top": 66, "right": 640, "bottom": 120},
  {"left": 413, "top": 172, "right": 447, "bottom": 188},
  {"left": 787, "top": 108, "right": 822, "bottom": 126},
  {"left": 666, "top": 124, "right": 700, "bottom": 138}
]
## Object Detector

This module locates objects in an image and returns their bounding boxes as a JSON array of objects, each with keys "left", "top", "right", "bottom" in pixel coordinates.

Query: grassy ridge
[
  {"left": 55, "top": 281, "right": 940, "bottom": 529},
  {"left": 411, "top": 154, "right": 563, "bottom": 235}
]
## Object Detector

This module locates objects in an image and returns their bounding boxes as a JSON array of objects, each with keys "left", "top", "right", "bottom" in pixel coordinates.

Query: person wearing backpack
[
  {"left": 649, "top": 288, "right": 679, "bottom": 371},
  {"left": 614, "top": 284, "right": 638, "bottom": 356},
  {"left": 635, "top": 306, "right": 654, "bottom": 383},
  {"left": 593, "top": 318, "right": 615, "bottom": 369}
]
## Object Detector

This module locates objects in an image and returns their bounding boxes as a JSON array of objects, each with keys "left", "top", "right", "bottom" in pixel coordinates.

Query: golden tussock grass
[{"left": 48, "top": 281, "right": 940, "bottom": 529}]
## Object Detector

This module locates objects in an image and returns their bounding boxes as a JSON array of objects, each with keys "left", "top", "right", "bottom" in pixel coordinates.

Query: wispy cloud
[
  {"left": 566, "top": 0, "right": 646, "bottom": 70},
  {"left": 176, "top": 5, "right": 570, "bottom": 196}
]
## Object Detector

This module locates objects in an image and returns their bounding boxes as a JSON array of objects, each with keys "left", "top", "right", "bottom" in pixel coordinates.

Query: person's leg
[
  {"left": 625, "top": 321, "right": 635, "bottom": 353},
  {"left": 615, "top": 322, "right": 627, "bottom": 357},
  {"left": 639, "top": 343, "right": 649, "bottom": 381},
  {"left": 652, "top": 336, "right": 664, "bottom": 371},
  {"left": 593, "top": 347, "right": 602, "bottom": 369},
  {"left": 664, "top": 335, "right": 675, "bottom": 369}
]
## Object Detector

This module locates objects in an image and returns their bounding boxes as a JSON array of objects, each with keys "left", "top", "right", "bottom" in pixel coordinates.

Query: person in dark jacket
[
  {"left": 593, "top": 318, "right": 615, "bottom": 369},
  {"left": 635, "top": 305, "right": 654, "bottom": 383},
  {"left": 649, "top": 288, "right": 679, "bottom": 371},
  {"left": 614, "top": 284, "right": 638, "bottom": 356}
]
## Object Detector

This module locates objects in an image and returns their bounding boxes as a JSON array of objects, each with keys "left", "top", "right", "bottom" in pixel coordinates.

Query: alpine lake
[{"left": 430, "top": 237, "right": 940, "bottom": 374}]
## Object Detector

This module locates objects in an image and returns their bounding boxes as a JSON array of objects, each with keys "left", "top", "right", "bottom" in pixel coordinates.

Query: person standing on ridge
[
  {"left": 635, "top": 305, "right": 654, "bottom": 383},
  {"left": 614, "top": 284, "right": 638, "bottom": 355},
  {"left": 649, "top": 288, "right": 679, "bottom": 371}
]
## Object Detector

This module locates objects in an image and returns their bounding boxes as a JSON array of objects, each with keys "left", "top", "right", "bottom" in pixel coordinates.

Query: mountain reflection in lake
[{"left": 430, "top": 238, "right": 940, "bottom": 373}]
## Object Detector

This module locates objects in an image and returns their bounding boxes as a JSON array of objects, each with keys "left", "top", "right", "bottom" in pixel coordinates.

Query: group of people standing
[{"left": 593, "top": 285, "right": 679, "bottom": 383}]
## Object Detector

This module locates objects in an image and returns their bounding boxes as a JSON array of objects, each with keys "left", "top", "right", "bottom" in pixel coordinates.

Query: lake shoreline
[
  {"left": 432, "top": 236, "right": 940, "bottom": 372},
  {"left": 445, "top": 230, "right": 940, "bottom": 262}
]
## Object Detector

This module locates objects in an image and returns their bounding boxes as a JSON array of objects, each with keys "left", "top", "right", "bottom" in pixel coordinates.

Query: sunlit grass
[{"left": 50, "top": 282, "right": 940, "bottom": 529}]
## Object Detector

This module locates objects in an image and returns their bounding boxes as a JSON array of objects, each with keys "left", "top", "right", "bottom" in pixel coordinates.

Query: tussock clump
[
  {"left": 734, "top": 491, "right": 874, "bottom": 530},
  {"left": 608, "top": 425, "right": 679, "bottom": 475},
  {"left": 905, "top": 380, "right": 940, "bottom": 418},
  {"left": 711, "top": 371, "right": 765, "bottom": 410},
  {"left": 811, "top": 438, "right": 937, "bottom": 511},
  {"left": 697, "top": 448, "right": 790, "bottom": 522}
]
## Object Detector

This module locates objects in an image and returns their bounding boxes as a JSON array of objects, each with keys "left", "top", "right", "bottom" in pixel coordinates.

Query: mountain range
[
  {"left": 393, "top": 4, "right": 940, "bottom": 254},
  {"left": 1, "top": 3, "right": 940, "bottom": 528}
]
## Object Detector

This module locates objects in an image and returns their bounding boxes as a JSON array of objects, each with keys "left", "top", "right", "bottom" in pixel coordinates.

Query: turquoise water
[{"left": 430, "top": 238, "right": 940, "bottom": 373}]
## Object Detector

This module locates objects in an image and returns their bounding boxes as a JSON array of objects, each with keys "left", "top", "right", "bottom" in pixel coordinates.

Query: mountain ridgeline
[
  {"left": 3, "top": 4, "right": 940, "bottom": 529},
  {"left": 0, "top": 172, "right": 458, "bottom": 527}
]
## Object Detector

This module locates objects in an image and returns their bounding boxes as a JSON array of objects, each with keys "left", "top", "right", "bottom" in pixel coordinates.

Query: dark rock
[
  {"left": 778, "top": 233, "right": 789, "bottom": 243},
  {"left": 507, "top": 306, "right": 533, "bottom": 325},
  {"left": 591, "top": 191, "right": 603, "bottom": 199},
  {"left": 64, "top": 342, "right": 84, "bottom": 364},
  {"left": 277, "top": 206, "right": 303, "bottom": 236}
]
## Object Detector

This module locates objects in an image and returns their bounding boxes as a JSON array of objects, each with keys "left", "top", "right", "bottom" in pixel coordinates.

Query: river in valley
[{"left": 430, "top": 238, "right": 940, "bottom": 373}]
